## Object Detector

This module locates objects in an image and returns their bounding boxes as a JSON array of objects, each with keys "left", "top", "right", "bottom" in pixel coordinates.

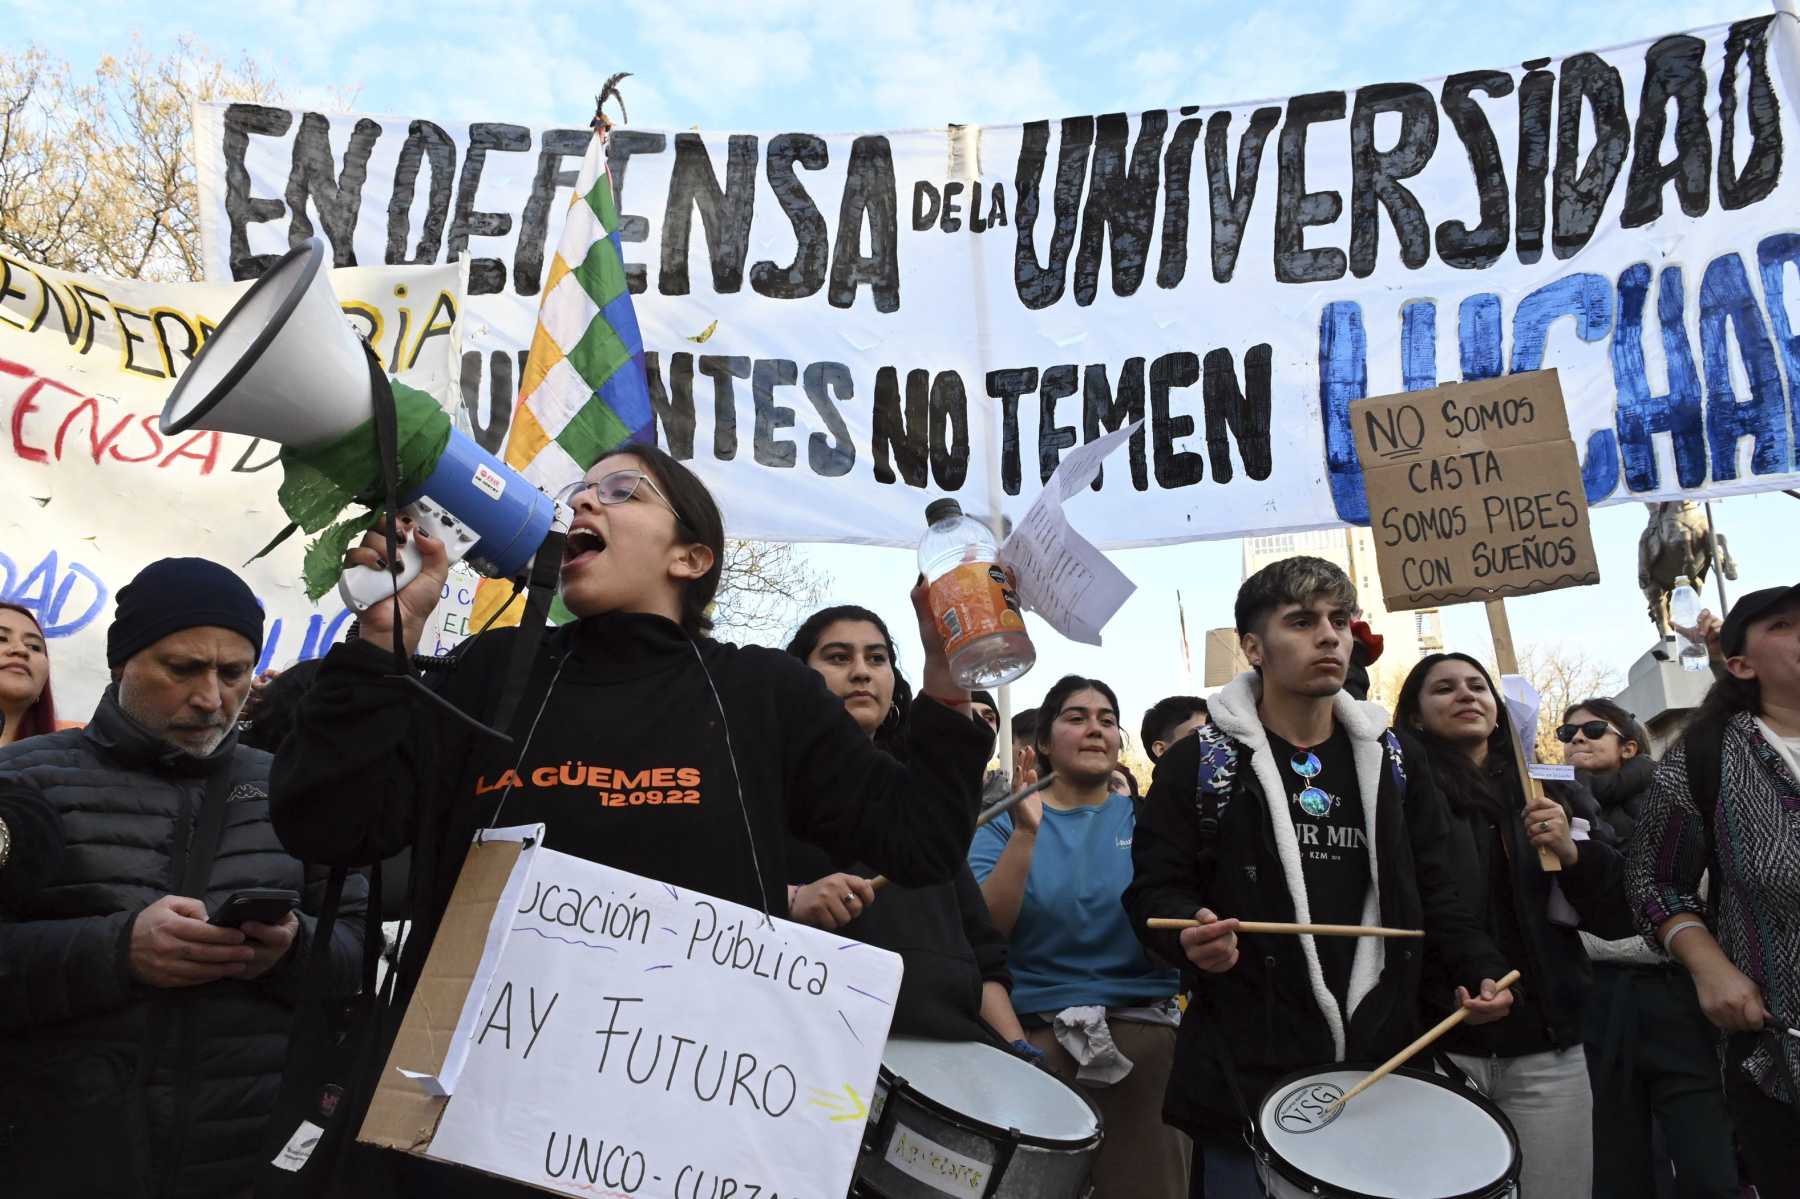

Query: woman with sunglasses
[
  {"left": 1561, "top": 701, "right": 1740, "bottom": 1198},
  {"left": 1393, "top": 653, "right": 1629, "bottom": 1199},
  {"left": 270, "top": 446, "right": 993, "bottom": 1199},
  {"left": 782, "top": 604, "right": 1032, "bottom": 1053}
]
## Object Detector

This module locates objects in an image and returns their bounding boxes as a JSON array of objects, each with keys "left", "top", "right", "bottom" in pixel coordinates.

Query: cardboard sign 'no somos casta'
[{"left": 1350, "top": 369, "right": 1601, "bottom": 613}]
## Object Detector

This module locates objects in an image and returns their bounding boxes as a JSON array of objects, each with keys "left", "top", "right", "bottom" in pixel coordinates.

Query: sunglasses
[
  {"left": 554, "top": 469, "right": 685, "bottom": 526},
  {"left": 1555, "top": 720, "right": 1620, "bottom": 744}
]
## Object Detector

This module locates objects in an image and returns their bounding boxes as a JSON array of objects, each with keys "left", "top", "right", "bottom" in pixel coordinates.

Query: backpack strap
[
  {"left": 1684, "top": 720, "right": 1724, "bottom": 863},
  {"left": 1192, "top": 728, "right": 1240, "bottom": 852},
  {"left": 1381, "top": 729, "right": 1409, "bottom": 803}
]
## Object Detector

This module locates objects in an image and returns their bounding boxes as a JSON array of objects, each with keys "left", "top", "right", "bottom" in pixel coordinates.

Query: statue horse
[{"left": 1639, "top": 501, "right": 1737, "bottom": 642}]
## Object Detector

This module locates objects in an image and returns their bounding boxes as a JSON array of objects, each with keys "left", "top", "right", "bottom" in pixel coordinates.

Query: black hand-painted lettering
[
  {"left": 752, "top": 359, "right": 799, "bottom": 467},
  {"left": 752, "top": 133, "right": 829, "bottom": 299},
  {"left": 449, "top": 122, "right": 531, "bottom": 294},
  {"left": 647, "top": 351, "right": 697, "bottom": 459},
  {"left": 1436, "top": 71, "right": 1513, "bottom": 270},
  {"left": 1275, "top": 92, "right": 1348, "bottom": 283},
  {"left": 803, "top": 361, "right": 856, "bottom": 476},
  {"left": 221, "top": 104, "right": 293, "bottom": 279},
  {"left": 606, "top": 130, "right": 668, "bottom": 295},
  {"left": 1203, "top": 106, "right": 1281, "bottom": 285},
  {"left": 1202, "top": 344, "right": 1274, "bottom": 482},
  {"left": 1553, "top": 53, "right": 1629, "bottom": 260},
  {"left": 1515, "top": 58, "right": 1554, "bottom": 265},
  {"left": 516, "top": 128, "right": 590, "bottom": 295},
  {"left": 660, "top": 133, "right": 758, "bottom": 296},
  {"left": 872, "top": 366, "right": 929, "bottom": 486},
  {"left": 1074, "top": 111, "right": 1167, "bottom": 304},
  {"left": 830, "top": 136, "right": 900, "bottom": 312},
  {"left": 1082, "top": 360, "right": 1148, "bottom": 491},
  {"left": 385, "top": 120, "right": 456, "bottom": 267},
  {"left": 697, "top": 355, "right": 750, "bottom": 460},
  {"left": 988, "top": 368, "right": 1036, "bottom": 496},
  {"left": 1014, "top": 117, "right": 1094, "bottom": 309},
  {"left": 1349, "top": 83, "right": 1437, "bottom": 277}
]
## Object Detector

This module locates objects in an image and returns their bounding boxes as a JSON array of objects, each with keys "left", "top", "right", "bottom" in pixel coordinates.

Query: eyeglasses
[
  {"left": 554, "top": 469, "right": 683, "bottom": 524},
  {"left": 1555, "top": 720, "right": 1619, "bottom": 744}
]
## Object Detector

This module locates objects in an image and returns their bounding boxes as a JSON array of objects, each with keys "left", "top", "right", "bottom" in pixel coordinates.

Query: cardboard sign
[
  {"left": 1350, "top": 370, "right": 1599, "bottom": 612},
  {"left": 362, "top": 830, "right": 903, "bottom": 1197}
]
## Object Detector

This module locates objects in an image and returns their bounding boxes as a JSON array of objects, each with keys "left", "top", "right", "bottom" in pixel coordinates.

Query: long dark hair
[
  {"left": 1676, "top": 668, "right": 1760, "bottom": 764},
  {"left": 0, "top": 603, "right": 57, "bottom": 739},
  {"left": 785, "top": 604, "right": 910, "bottom": 751},
  {"left": 622, "top": 443, "right": 725, "bottom": 637},
  {"left": 1394, "top": 652, "right": 1513, "bottom": 819},
  {"left": 1561, "top": 697, "right": 1653, "bottom": 764},
  {"left": 1033, "top": 674, "right": 1122, "bottom": 773}
]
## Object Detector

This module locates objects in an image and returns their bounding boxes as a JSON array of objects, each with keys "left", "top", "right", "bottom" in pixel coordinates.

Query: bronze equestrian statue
[{"left": 1639, "top": 501, "right": 1736, "bottom": 644}]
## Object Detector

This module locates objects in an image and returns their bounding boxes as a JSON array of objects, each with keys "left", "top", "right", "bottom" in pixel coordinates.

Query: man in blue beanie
[{"left": 0, "top": 557, "right": 367, "bottom": 1198}]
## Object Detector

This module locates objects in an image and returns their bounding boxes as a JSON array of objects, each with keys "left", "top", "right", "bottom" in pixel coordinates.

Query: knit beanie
[{"left": 106, "top": 558, "right": 265, "bottom": 668}]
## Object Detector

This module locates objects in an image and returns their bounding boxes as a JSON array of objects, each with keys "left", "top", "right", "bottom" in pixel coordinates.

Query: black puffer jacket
[{"left": 0, "top": 692, "right": 367, "bottom": 1198}]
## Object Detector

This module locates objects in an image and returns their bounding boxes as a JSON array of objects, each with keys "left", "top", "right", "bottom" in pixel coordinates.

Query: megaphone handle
[
  {"left": 337, "top": 500, "right": 481, "bottom": 613},
  {"left": 339, "top": 539, "right": 425, "bottom": 613}
]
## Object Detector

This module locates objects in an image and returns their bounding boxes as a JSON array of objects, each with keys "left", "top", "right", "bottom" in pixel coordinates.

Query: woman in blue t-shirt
[{"left": 970, "top": 674, "right": 1188, "bottom": 1199}]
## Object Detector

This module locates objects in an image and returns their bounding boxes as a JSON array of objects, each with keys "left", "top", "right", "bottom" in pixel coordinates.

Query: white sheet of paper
[
  {"left": 421, "top": 849, "right": 903, "bottom": 1197},
  {"left": 1502, "top": 675, "right": 1542, "bottom": 764},
  {"left": 1000, "top": 421, "right": 1142, "bottom": 645}
]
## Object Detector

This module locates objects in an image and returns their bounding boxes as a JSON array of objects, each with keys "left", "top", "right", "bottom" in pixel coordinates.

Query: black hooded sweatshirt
[
  {"left": 271, "top": 612, "right": 989, "bottom": 1198},
  {"left": 788, "top": 839, "right": 1012, "bottom": 1045}
]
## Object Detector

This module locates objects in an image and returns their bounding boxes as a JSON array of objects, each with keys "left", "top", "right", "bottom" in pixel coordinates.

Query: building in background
[{"left": 1236, "top": 529, "right": 1442, "bottom": 707}]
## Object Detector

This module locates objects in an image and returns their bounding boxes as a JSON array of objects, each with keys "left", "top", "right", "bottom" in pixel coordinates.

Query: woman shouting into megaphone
[{"left": 268, "top": 444, "right": 992, "bottom": 1199}]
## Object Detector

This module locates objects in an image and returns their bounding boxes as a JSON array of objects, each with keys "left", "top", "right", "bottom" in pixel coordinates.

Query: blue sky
[{"left": 15, "top": 0, "right": 1800, "bottom": 738}]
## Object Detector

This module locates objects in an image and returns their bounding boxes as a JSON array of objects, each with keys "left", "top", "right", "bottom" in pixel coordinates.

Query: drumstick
[
  {"left": 867, "top": 773, "right": 1057, "bottom": 893},
  {"left": 1145, "top": 918, "right": 1424, "bottom": 939},
  {"left": 1326, "top": 968, "right": 1521, "bottom": 1115}
]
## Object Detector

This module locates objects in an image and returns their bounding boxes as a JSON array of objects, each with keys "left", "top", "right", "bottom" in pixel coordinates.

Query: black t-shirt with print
[{"left": 1264, "top": 723, "right": 1369, "bottom": 1005}]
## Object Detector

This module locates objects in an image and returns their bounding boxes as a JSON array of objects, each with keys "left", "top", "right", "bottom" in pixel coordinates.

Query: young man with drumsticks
[{"left": 1126, "top": 557, "right": 1513, "bottom": 1196}]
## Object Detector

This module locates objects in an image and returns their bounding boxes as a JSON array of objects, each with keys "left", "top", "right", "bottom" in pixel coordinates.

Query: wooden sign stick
[
  {"left": 1485, "top": 599, "right": 1562, "bottom": 873},
  {"left": 1146, "top": 918, "right": 1423, "bottom": 938}
]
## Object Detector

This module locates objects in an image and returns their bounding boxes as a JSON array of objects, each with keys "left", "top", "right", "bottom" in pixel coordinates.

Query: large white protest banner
[
  {"left": 0, "top": 253, "right": 474, "bottom": 718},
  {"left": 361, "top": 832, "right": 902, "bottom": 1197},
  {"left": 192, "top": 16, "right": 1800, "bottom": 550}
]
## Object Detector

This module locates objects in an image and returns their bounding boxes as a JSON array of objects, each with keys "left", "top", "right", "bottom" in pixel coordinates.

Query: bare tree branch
[
  {"left": 0, "top": 37, "right": 351, "bottom": 281},
  {"left": 1518, "top": 642, "right": 1625, "bottom": 763},
  {"left": 709, "top": 540, "right": 830, "bottom": 645}
]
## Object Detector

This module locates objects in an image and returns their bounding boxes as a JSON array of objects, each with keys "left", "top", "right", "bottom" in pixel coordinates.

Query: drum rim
[
  {"left": 1253, "top": 1063, "right": 1522, "bottom": 1199},
  {"left": 877, "top": 1063, "right": 1105, "bottom": 1152}
]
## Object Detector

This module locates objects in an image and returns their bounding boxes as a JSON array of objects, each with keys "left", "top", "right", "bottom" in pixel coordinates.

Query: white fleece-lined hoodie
[{"left": 1206, "top": 670, "right": 1395, "bottom": 1061}]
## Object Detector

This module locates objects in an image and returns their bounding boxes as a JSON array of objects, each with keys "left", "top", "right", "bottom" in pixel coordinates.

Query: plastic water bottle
[
  {"left": 1669, "top": 584, "right": 1708, "bottom": 671},
  {"left": 919, "top": 499, "right": 1035, "bottom": 688}
]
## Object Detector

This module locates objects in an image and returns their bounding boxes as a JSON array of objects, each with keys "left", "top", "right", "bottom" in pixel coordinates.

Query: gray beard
[{"left": 117, "top": 683, "right": 236, "bottom": 757}]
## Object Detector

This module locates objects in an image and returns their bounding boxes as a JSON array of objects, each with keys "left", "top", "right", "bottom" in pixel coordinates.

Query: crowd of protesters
[{"left": 0, "top": 445, "right": 1794, "bottom": 1198}]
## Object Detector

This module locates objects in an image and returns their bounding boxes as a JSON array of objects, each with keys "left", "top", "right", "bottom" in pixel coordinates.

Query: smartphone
[{"left": 210, "top": 888, "right": 300, "bottom": 927}]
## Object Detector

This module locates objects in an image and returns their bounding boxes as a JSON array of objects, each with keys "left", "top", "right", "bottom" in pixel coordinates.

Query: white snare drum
[
  {"left": 1255, "top": 1066, "right": 1520, "bottom": 1198},
  {"left": 852, "top": 1036, "right": 1102, "bottom": 1199}
]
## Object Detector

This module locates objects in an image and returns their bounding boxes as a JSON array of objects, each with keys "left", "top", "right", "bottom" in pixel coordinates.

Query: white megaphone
[{"left": 161, "top": 238, "right": 564, "bottom": 611}]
